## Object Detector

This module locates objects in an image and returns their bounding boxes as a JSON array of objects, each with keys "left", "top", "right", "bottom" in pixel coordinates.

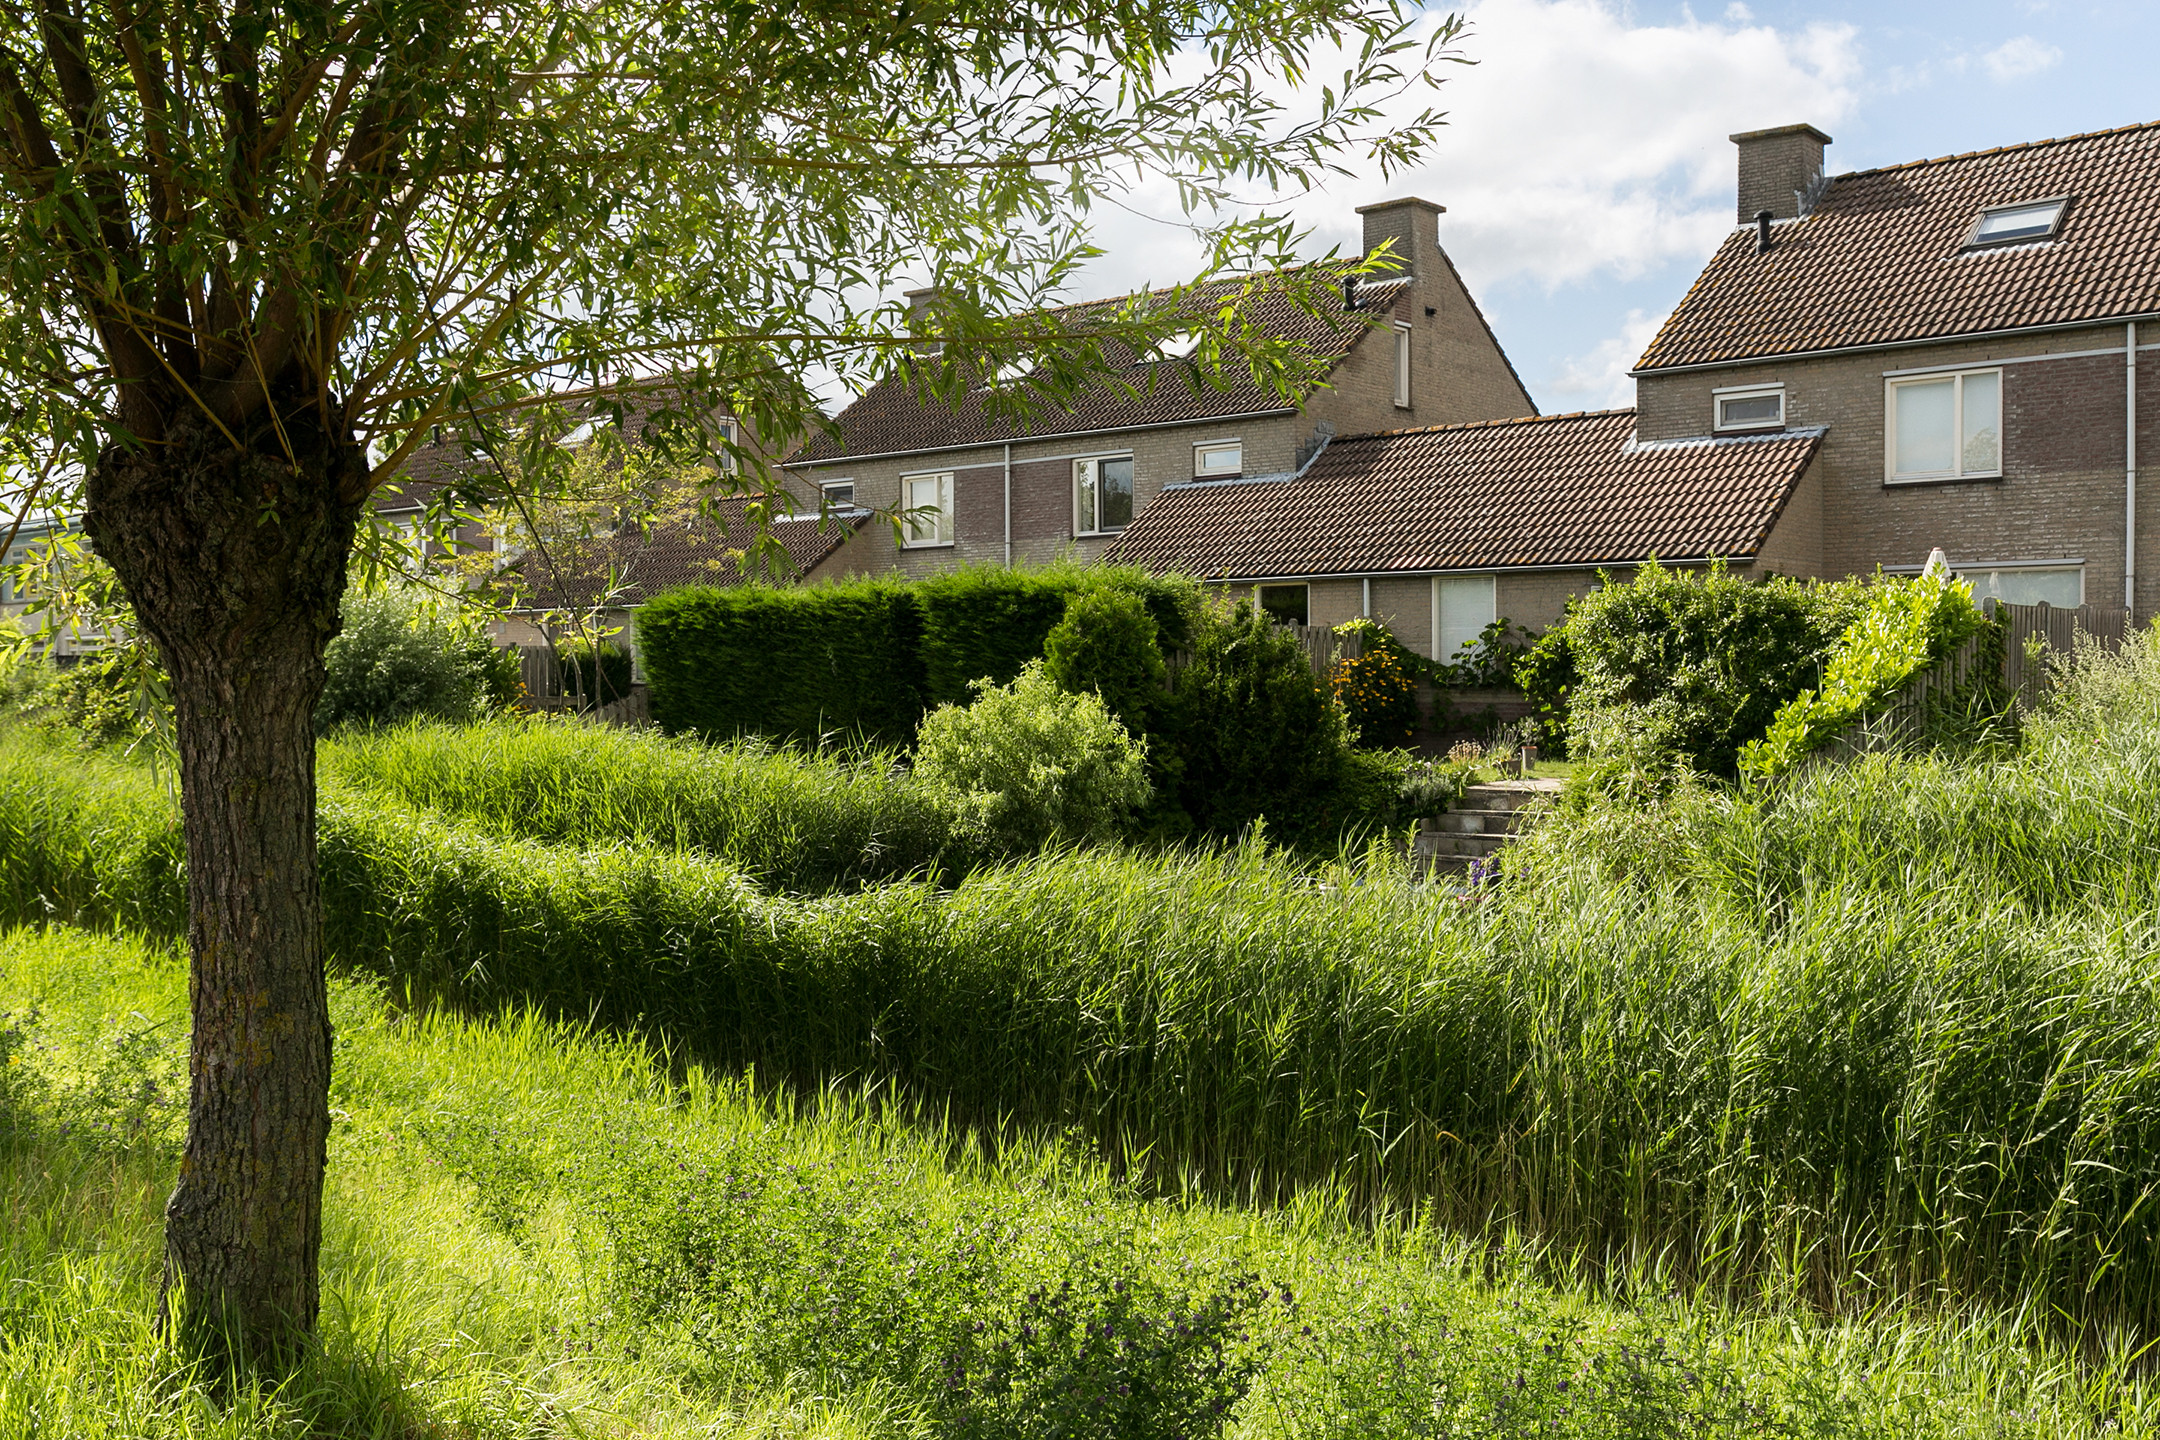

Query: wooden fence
[{"left": 1995, "top": 598, "right": 2128, "bottom": 709}]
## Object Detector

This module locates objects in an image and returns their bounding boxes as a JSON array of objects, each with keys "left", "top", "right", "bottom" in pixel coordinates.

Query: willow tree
[{"left": 0, "top": 0, "right": 1455, "bottom": 1359}]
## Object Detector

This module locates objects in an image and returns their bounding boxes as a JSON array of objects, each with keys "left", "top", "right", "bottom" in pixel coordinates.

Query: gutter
[
  {"left": 782, "top": 406, "right": 1299, "bottom": 470},
  {"left": 1189, "top": 554, "right": 1743, "bottom": 586},
  {"left": 1630, "top": 311, "right": 2160, "bottom": 378}
]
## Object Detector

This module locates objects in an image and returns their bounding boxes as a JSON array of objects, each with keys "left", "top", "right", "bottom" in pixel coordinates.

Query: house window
[
  {"left": 715, "top": 418, "right": 739, "bottom": 471},
  {"left": 1074, "top": 455, "right": 1134, "bottom": 535},
  {"left": 901, "top": 471, "right": 953, "bottom": 546},
  {"left": 1714, "top": 384, "right": 1785, "bottom": 432},
  {"left": 1393, "top": 324, "right": 1412, "bottom": 409},
  {"left": 1960, "top": 564, "right": 2083, "bottom": 609},
  {"left": 1194, "top": 441, "right": 1242, "bottom": 478},
  {"left": 1431, "top": 575, "right": 1496, "bottom": 666},
  {"left": 1257, "top": 583, "right": 1309, "bottom": 626},
  {"left": 1964, "top": 198, "right": 2067, "bottom": 249},
  {"left": 820, "top": 478, "right": 856, "bottom": 506},
  {"left": 1886, "top": 370, "right": 2001, "bottom": 482}
]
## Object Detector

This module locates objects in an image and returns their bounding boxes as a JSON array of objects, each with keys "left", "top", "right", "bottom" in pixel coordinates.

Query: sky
[{"left": 1060, "top": 0, "right": 2160, "bottom": 416}]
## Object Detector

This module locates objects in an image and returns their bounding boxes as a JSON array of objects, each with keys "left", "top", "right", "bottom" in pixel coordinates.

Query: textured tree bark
[{"left": 84, "top": 404, "right": 364, "bottom": 1364}]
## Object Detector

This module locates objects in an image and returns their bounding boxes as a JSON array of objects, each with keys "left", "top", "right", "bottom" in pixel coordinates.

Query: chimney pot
[
  {"left": 1755, "top": 211, "right": 1774, "bottom": 254},
  {"left": 1730, "top": 123, "right": 1831, "bottom": 226}
]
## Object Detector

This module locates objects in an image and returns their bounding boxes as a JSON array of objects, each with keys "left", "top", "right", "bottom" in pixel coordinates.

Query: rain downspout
[
  {"left": 2130, "top": 323, "right": 2140, "bottom": 616},
  {"left": 1003, "top": 442, "right": 1012, "bottom": 566}
]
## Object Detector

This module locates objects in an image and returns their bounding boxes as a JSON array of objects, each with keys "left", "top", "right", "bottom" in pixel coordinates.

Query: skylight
[{"left": 1965, "top": 198, "right": 2067, "bottom": 249}]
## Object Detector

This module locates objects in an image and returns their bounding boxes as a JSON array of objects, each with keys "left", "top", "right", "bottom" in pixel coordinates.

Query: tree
[{"left": 0, "top": 0, "right": 1460, "bottom": 1362}]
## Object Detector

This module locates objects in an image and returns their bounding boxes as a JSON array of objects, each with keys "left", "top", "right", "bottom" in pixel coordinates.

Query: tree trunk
[{"left": 85, "top": 406, "right": 364, "bottom": 1364}]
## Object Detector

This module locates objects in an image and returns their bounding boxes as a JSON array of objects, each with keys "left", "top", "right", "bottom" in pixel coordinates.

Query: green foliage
[
  {"left": 1438, "top": 617, "right": 1534, "bottom": 688},
  {"left": 1560, "top": 559, "right": 1866, "bottom": 779},
  {"left": 5, "top": 926, "right": 2121, "bottom": 1440},
  {"left": 1328, "top": 620, "right": 1419, "bottom": 747},
  {"left": 33, "top": 656, "right": 164, "bottom": 751},
  {"left": 1741, "top": 573, "right": 1997, "bottom": 779},
  {"left": 556, "top": 636, "right": 636, "bottom": 707},
  {"left": 913, "top": 663, "right": 1150, "bottom": 853},
  {"left": 1164, "top": 600, "right": 1359, "bottom": 845},
  {"left": 319, "top": 588, "right": 504, "bottom": 734},
  {"left": 323, "top": 717, "right": 970, "bottom": 891},
  {"left": 1515, "top": 623, "right": 1579, "bottom": 742},
  {"left": 1041, "top": 587, "right": 1168, "bottom": 732},
  {"left": 638, "top": 577, "right": 927, "bottom": 745},
  {"left": 639, "top": 567, "right": 1196, "bottom": 747}
]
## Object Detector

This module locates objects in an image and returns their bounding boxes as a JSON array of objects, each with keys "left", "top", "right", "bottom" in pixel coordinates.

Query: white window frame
[
  {"left": 1713, "top": 383, "right": 1785, "bottom": 432},
  {"left": 819, "top": 477, "right": 857, "bottom": 507},
  {"left": 1430, "top": 575, "right": 1497, "bottom": 666},
  {"left": 1958, "top": 562, "right": 2084, "bottom": 609},
  {"left": 714, "top": 417, "right": 740, "bottom": 472},
  {"left": 1393, "top": 324, "right": 1413, "bottom": 409},
  {"left": 1884, "top": 368, "right": 2003, "bottom": 484},
  {"left": 900, "top": 470, "right": 954, "bottom": 547},
  {"left": 1962, "top": 197, "right": 2069, "bottom": 250},
  {"left": 1072, "top": 452, "right": 1136, "bottom": 537},
  {"left": 1193, "top": 440, "right": 1243, "bottom": 479}
]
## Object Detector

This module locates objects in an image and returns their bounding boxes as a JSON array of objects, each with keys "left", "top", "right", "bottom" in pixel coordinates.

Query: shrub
[
  {"left": 320, "top": 588, "right": 501, "bottom": 733},
  {"left": 1513, "top": 623, "right": 1577, "bottom": 743},
  {"left": 638, "top": 577, "right": 926, "bottom": 745},
  {"left": 556, "top": 636, "right": 635, "bottom": 707},
  {"left": 1328, "top": 622, "right": 1419, "bottom": 748},
  {"left": 1560, "top": 559, "right": 1865, "bottom": 779},
  {"left": 912, "top": 663, "right": 1150, "bottom": 853},
  {"left": 1041, "top": 588, "right": 1167, "bottom": 733},
  {"left": 1740, "top": 570, "right": 1997, "bottom": 779},
  {"left": 1164, "top": 600, "right": 1360, "bottom": 845},
  {"left": 33, "top": 655, "right": 162, "bottom": 749},
  {"left": 1437, "top": 617, "right": 1533, "bottom": 688}
]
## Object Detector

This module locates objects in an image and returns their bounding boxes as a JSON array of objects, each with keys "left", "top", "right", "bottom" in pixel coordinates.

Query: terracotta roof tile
[
  {"left": 790, "top": 274, "right": 1410, "bottom": 463},
  {"left": 1101, "top": 410, "right": 1822, "bottom": 578},
  {"left": 1639, "top": 120, "right": 2160, "bottom": 370}
]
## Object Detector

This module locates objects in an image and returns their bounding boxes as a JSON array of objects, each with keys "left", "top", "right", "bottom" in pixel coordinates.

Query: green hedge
[
  {"left": 638, "top": 578, "right": 926, "bottom": 745},
  {"left": 639, "top": 565, "right": 1196, "bottom": 745}
]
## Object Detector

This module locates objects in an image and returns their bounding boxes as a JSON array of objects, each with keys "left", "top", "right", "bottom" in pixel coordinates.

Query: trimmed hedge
[
  {"left": 639, "top": 578, "right": 926, "bottom": 745},
  {"left": 639, "top": 565, "right": 1196, "bottom": 746}
]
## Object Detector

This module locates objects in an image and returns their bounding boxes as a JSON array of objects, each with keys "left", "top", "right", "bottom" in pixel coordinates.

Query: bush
[
  {"left": 1164, "top": 600, "right": 1359, "bottom": 846},
  {"left": 1437, "top": 617, "right": 1533, "bottom": 688},
  {"left": 1327, "top": 626, "right": 1418, "bottom": 748},
  {"left": 557, "top": 636, "right": 635, "bottom": 707},
  {"left": 1560, "top": 559, "right": 1865, "bottom": 779},
  {"left": 1041, "top": 588, "right": 1167, "bottom": 733},
  {"left": 320, "top": 588, "right": 501, "bottom": 733},
  {"left": 33, "top": 655, "right": 163, "bottom": 750},
  {"left": 1513, "top": 624, "right": 1577, "bottom": 743},
  {"left": 638, "top": 578, "right": 927, "bottom": 745},
  {"left": 912, "top": 663, "right": 1150, "bottom": 853},
  {"left": 1740, "top": 570, "right": 1997, "bottom": 779}
]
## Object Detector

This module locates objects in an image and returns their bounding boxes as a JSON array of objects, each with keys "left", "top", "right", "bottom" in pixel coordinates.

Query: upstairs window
[
  {"left": 1194, "top": 441, "right": 1242, "bottom": 479},
  {"left": 1393, "top": 324, "right": 1412, "bottom": 409},
  {"left": 1074, "top": 455, "right": 1134, "bottom": 535},
  {"left": 1886, "top": 370, "right": 2001, "bottom": 482},
  {"left": 1964, "top": 198, "right": 2067, "bottom": 249},
  {"left": 1715, "top": 384, "right": 1785, "bottom": 432},
  {"left": 820, "top": 478, "right": 856, "bottom": 506},
  {"left": 902, "top": 471, "right": 953, "bottom": 546}
]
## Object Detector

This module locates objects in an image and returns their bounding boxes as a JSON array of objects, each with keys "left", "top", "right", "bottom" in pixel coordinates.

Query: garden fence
[{"left": 1996, "top": 597, "right": 2127, "bottom": 708}]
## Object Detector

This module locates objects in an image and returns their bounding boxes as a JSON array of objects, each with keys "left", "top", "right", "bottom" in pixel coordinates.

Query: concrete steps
[{"left": 1414, "top": 779, "right": 1563, "bottom": 877}]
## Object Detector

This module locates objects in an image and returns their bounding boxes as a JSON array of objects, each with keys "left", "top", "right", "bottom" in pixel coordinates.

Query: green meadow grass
[
  {"left": 1, "top": 925, "right": 2144, "bottom": 1438},
  {"left": 321, "top": 717, "right": 969, "bottom": 891}
]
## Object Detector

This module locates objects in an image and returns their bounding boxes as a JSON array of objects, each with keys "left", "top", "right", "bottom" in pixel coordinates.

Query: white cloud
[
  {"left": 1981, "top": 35, "right": 2062, "bottom": 82},
  {"left": 1069, "top": 0, "right": 1860, "bottom": 303},
  {"left": 1723, "top": 2, "right": 1753, "bottom": 21},
  {"left": 1547, "top": 308, "right": 1668, "bottom": 411}
]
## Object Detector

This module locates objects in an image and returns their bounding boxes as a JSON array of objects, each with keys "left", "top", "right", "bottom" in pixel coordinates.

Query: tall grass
[
  {"left": 2, "top": 924, "right": 2140, "bottom": 1438},
  {"left": 321, "top": 717, "right": 969, "bottom": 891},
  {"left": 8, "top": 634, "right": 2160, "bottom": 1344}
]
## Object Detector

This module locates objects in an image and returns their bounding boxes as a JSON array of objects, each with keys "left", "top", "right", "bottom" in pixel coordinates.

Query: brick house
[
  {"left": 781, "top": 197, "right": 1535, "bottom": 579},
  {"left": 1105, "top": 118, "right": 2160, "bottom": 659},
  {"left": 1633, "top": 119, "right": 2160, "bottom": 618}
]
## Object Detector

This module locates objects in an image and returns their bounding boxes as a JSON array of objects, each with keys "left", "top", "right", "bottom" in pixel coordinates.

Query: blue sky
[{"left": 1072, "top": 0, "right": 2160, "bottom": 416}]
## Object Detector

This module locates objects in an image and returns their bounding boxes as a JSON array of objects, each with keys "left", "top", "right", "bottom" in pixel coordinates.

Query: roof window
[{"left": 1964, "top": 198, "right": 2067, "bottom": 250}]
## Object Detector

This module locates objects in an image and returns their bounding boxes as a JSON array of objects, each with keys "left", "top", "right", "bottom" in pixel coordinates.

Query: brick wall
[{"left": 1635, "top": 323, "right": 2159, "bottom": 617}]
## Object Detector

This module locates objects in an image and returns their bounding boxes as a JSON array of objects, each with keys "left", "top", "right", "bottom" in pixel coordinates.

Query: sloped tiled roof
[
  {"left": 503, "top": 496, "right": 858, "bottom": 610},
  {"left": 789, "top": 274, "right": 1411, "bottom": 463},
  {"left": 1639, "top": 120, "right": 2160, "bottom": 371},
  {"left": 1101, "top": 410, "right": 1822, "bottom": 579}
]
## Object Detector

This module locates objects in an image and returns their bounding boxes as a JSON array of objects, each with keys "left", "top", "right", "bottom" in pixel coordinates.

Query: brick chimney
[
  {"left": 1354, "top": 196, "right": 1445, "bottom": 281},
  {"left": 1730, "top": 124, "right": 1831, "bottom": 224},
  {"left": 904, "top": 285, "right": 943, "bottom": 354}
]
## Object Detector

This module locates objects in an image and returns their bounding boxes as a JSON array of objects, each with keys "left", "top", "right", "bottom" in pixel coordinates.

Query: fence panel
[{"left": 1993, "top": 598, "right": 2127, "bottom": 709}]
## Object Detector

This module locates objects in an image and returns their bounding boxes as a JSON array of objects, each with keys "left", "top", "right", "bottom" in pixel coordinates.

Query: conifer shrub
[{"left": 1041, "top": 588, "right": 1167, "bottom": 734}]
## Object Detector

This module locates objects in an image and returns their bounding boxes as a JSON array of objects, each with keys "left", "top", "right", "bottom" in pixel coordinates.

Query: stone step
[
  {"left": 1426, "top": 808, "right": 1529, "bottom": 836},
  {"left": 1414, "top": 830, "right": 1510, "bottom": 859}
]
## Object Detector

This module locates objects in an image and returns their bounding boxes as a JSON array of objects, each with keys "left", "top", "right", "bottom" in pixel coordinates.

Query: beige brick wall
[
  {"left": 1634, "top": 324, "right": 2158, "bottom": 616},
  {"left": 1747, "top": 452, "right": 1824, "bottom": 579}
]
